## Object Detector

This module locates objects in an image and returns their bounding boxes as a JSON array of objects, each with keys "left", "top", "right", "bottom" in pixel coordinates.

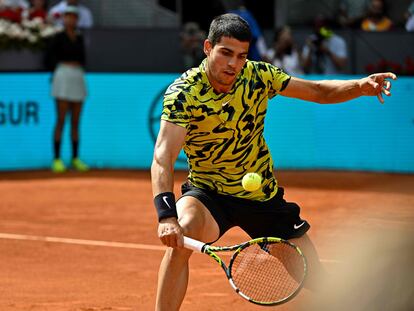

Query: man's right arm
[{"left": 151, "top": 120, "right": 187, "bottom": 248}]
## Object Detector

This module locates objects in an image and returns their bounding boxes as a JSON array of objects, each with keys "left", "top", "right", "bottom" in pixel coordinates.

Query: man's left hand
[{"left": 359, "top": 72, "right": 397, "bottom": 104}]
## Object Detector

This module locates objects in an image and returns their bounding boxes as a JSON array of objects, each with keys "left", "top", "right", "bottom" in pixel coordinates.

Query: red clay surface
[{"left": 0, "top": 170, "right": 413, "bottom": 311}]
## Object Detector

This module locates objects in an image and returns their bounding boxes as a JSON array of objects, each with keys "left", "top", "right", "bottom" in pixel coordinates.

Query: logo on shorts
[
  {"left": 293, "top": 222, "right": 306, "bottom": 230},
  {"left": 162, "top": 196, "right": 172, "bottom": 209}
]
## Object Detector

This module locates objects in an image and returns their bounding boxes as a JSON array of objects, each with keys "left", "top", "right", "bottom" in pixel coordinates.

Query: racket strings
[{"left": 230, "top": 242, "right": 305, "bottom": 303}]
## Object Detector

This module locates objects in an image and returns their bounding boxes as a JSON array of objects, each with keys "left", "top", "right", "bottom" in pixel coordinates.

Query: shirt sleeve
[
  {"left": 79, "top": 7, "right": 93, "bottom": 28},
  {"left": 330, "top": 36, "right": 347, "bottom": 58},
  {"left": 44, "top": 33, "right": 59, "bottom": 71},
  {"left": 161, "top": 80, "right": 191, "bottom": 129},
  {"left": 256, "top": 62, "right": 291, "bottom": 99}
]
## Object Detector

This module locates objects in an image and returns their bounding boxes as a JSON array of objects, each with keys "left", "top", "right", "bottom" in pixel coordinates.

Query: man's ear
[{"left": 204, "top": 39, "right": 212, "bottom": 56}]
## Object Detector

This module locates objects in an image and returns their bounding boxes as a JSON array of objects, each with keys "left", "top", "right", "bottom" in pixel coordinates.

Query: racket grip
[{"left": 183, "top": 236, "right": 205, "bottom": 253}]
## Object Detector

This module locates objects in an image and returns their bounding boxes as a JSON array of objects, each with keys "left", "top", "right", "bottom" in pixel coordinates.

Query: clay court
[{"left": 1, "top": 169, "right": 413, "bottom": 311}]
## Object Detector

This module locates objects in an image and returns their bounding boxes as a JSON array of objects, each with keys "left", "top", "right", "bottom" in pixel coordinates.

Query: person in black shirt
[{"left": 45, "top": 5, "right": 89, "bottom": 173}]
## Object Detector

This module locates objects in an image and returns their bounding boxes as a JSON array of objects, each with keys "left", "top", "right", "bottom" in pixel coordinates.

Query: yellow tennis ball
[{"left": 242, "top": 173, "right": 262, "bottom": 192}]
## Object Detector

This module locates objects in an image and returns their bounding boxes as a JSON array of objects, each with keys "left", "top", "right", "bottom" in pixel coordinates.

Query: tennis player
[{"left": 151, "top": 13, "right": 396, "bottom": 310}]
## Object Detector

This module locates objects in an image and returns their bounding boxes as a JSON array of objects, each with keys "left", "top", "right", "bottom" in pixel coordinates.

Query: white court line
[
  {"left": 0, "top": 232, "right": 342, "bottom": 263},
  {"left": 0, "top": 232, "right": 166, "bottom": 251},
  {"left": 366, "top": 217, "right": 413, "bottom": 225}
]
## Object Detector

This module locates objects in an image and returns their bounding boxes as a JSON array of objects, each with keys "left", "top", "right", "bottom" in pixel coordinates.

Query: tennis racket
[{"left": 184, "top": 236, "right": 307, "bottom": 306}]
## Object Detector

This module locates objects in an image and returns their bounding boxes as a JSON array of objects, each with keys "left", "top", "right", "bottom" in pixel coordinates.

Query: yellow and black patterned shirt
[{"left": 162, "top": 59, "right": 291, "bottom": 201}]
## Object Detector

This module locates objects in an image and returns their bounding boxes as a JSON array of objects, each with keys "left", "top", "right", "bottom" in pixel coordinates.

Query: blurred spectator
[
  {"left": 337, "top": 0, "right": 369, "bottom": 28},
  {"left": 48, "top": 0, "right": 93, "bottom": 29},
  {"left": 405, "top": 1, "right": 414, "bottom": 31},
  {"left": 45, "top": 5, "right": 89, "bottom": 173},
  {"left": 266, "top": 26, "right": 304, "bottom": 76},
  {"left": 361, "top": 0, "right": 392, "bottom": 31},
  {"left": 0, "top": 0, "right": 28, "bottom": 23},
  {"left": 180, "top": 22, "right": 206, "bottom": 69},
  {"left": 22, "top": 0, "right": 47, "bottom": 21},
  {"left": 228, "top": 1, "right": 268, "bottom": 61},
  {"left": 302, "top": 15, "right": 348, "bottom": 74}
]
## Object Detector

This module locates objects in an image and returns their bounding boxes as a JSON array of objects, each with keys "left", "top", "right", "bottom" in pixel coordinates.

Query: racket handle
[{"left": 183, "top": 236, "right": 205, "bottom": 253}]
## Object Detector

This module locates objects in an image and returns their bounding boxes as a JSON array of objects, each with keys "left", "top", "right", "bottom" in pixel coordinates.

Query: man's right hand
[{"left": 158, "top": 217, "right": 184, "bottom": 248}]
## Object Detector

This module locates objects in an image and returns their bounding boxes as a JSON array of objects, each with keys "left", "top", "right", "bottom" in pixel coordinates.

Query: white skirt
[{"left": 52, "top": 64, "right": 87, "bottom": 102}]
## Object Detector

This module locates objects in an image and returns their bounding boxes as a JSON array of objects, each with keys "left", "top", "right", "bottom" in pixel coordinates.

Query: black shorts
[{"left": 180, "top": 182, "right": 310, "bottom": 241}]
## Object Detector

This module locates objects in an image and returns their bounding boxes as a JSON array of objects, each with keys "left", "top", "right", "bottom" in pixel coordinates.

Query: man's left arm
[{"left": 280, "top": 72, "right": 397, "bottom": 104}]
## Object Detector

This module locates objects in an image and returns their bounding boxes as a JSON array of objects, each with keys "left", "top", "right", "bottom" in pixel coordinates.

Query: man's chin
[{"left": 220, "top": 76, "right": 236, "bottom": 86}]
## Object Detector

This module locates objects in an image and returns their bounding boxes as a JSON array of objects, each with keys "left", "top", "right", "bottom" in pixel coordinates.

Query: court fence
[{"left": 0, "top": 73, "right": 413, "bottom": 173}]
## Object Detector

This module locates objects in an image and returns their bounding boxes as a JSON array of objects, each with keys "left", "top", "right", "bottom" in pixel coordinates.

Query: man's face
[
  {"left": 204, "top": 36, "right": 249, "bottom": 92},
  {"left": 63, "top": 13, "right": 78, "bottom": 27},
  {"left": 33, "top": 0, "right": 45, "bottom": 8},
  {"left": 369, "top": 0, "right": 384, "bottom": 16}
]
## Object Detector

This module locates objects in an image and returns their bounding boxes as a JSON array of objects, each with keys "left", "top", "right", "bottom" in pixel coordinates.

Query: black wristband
[{"left": 154, "top": 192, "right": 178, "bottom": 222}]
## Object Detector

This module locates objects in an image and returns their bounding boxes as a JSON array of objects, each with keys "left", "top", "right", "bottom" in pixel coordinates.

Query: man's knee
[{"left": 177, "top": 196, "right": 219, "bottom": 241}]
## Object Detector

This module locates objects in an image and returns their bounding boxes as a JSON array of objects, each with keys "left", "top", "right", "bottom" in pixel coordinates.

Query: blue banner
[{"left": 0, "top": 73, "right": 413, "bottom": 173}]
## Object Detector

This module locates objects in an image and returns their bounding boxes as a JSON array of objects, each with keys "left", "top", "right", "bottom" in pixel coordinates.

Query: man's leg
[
  {"left": 53, "top": 99, "right": 69, "bottom": 159},
  {"left": 155, "top": 196, "right": 220, "bottom": 311}
]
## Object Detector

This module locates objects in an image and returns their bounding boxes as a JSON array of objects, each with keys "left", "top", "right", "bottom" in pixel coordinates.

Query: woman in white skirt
[{"left": 45, "top": 5, "right": 89, "bottom": 173}]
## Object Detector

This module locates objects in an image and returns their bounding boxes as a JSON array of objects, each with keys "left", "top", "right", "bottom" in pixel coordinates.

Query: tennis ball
[{"left": 242, "top": 173, "right": 262, "bottom": 192}]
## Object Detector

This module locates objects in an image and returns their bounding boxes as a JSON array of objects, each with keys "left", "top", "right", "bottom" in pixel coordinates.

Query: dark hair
[{"left": 207, "top": 13, "right": 251, "bottom": 46}]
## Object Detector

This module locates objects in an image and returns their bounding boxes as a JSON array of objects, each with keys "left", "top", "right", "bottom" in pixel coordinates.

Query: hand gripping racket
[{"left": 184, "top": 236, "right": 307, "bottom": 306}]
